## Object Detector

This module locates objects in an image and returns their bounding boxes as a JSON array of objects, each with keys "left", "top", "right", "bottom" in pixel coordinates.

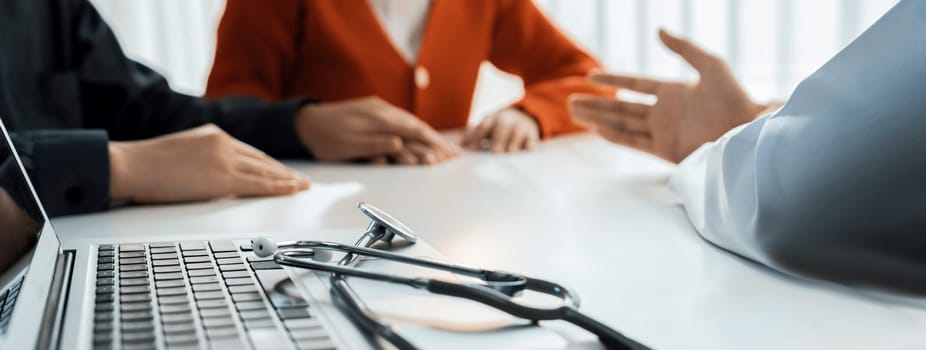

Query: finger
[
  {"left": 490, "top": 121, "right": 514, "bottom": 154},
  {"left": 507, "top": 129, "right": 527, "bottom": 153},
  {"left": 235, "top": 156, "right": 301, "bottom": 180},
  {"left": 370, "top": 155, "right": 389, "bottom": 165},
  {"left": 462, "top": 118, "right": 496, "bottom": 150},
  {"left": 570, "top": 94, "right": 651, "bottom": 117},
  {"left": 392, "top": 148, "right": 419, "bottom": 166},
  {"left": 589, "top": 72, "right": 663, "bottom": 94},
  {"left": 570, "top": 104, "right": 649, "bottom": 134},
  {"left": 343, "top": 135, "right": 404, "bottom": 160},
  {"left": 524, "top": 134, "right": 538, "bottom": 151},
  {"left": 658, "top": 28, "right": 720, "bottom": 73},
  {"left": 405, "top": 142, "right": 439, "bottom": 165},
  {"left": 592, "top": 125, "right": 654, "bottom": 151},
  {"left": 235, "top": 174, "right": 309, "bottom": 198}
]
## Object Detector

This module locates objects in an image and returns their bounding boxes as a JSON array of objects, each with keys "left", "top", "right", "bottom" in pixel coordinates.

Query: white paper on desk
[{"left": 303, "top": 243, "right": 569, "bottom": 349}]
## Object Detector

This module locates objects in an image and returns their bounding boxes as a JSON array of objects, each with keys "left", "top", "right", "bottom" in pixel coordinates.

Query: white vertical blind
[{"left": 88, "top": 0, "right": 898, "bottom": 117}]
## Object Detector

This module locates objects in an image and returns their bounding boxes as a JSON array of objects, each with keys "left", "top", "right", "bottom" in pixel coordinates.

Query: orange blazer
[{"left": 207, "top": 0, "right": 608, "bottom": 138}]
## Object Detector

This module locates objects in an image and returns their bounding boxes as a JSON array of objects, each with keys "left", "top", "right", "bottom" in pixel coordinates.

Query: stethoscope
[{"left": 252, "top": 202, "right": 650, "bottom": 350}]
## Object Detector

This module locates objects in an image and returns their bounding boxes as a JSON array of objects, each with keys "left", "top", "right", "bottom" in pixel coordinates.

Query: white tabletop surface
[{"left": 53, "top": 133, "right": 926, "bottom": 350}]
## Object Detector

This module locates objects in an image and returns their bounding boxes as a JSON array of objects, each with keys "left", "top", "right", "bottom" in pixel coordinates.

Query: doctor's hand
[
  {"left": 462, "top": 108, "right": 540, "bottom": 153},
  {"left": 570, "top": 29, "right": 770, "bottom": 163},
  {"left": 295, "top": 96, "right": 460, "bottom": 164},
  {"left": 109, "top": 124, "right": 310, "bottom": 203}
]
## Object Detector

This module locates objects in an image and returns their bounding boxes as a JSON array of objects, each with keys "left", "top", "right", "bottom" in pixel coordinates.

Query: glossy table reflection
[{"left": 53, "top": 134, "right": 926, "bottom": 349}]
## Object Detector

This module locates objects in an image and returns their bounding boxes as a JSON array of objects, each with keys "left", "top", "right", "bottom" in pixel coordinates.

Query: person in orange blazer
[{"left": 207, "top": 0, "right": 609, "bottom": 165}]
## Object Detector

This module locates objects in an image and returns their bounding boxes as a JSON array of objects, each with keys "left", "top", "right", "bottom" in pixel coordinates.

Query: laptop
[{"left": 0, "top": 118, "right": 374, "bottom": 349}]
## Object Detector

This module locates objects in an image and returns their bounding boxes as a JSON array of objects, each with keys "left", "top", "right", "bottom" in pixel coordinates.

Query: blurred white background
[{"left": 89, "top": 0, "right": 898, "bottom": 123}]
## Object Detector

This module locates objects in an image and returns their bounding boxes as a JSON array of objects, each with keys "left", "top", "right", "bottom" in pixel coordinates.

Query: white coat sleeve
[{"left": 669, "top": 0, "right": 926, "bottom": 293}]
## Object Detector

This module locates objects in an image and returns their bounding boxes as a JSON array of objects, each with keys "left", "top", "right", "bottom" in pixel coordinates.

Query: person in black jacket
[{"left": 0, "top": 0, "right": 458, "bottom": 217}]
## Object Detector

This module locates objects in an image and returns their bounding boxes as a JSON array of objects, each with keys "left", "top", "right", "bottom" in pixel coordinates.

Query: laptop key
[
  {"left": 283, "top": 319, "right": 322, "bottom": 330},
  {"left": 277, "top": 308, "right": 311, "bottom": 319},
  {"left": 96, "top": 270, "right": 115, "bottom": 278},
  {"left": 221, "top": 271, "right": 249, "bottom": 279},
  {"left": 205, "top": 326, "right": 238, "bottom": 339},
  {"left": 161, "top": 313, "right": 194, "bottom": 324},
  {"left": 94, "top": 303, "right": 114, "bottom": 313},
  {"left": 189, "top": 276, "right": 220, "bottom": 284},
  {"left": 233, "top": 301, "right": 267, "bottom": 311},
  {"left": 98, "top": 250, "right": 115, "bottom": 257},
  {"left": 194, "top": 291, "right": 225, "bottom": 300},
  {"left": 213, "top": 252, "right": 241, "bottom": 259},
  {"left": 156, "top": 287, "right": 188, "bottom": 297},
  {"left": 208, "top": 338, "right": 246, "bottom": 350},
  {"left": 97, "top": 257, "right": 114, "bottom": 264},
  {"left": 96, "top": 285, "right": 115, "bottom": 294},
  {"left": 209, "top": 240, "right": 238, "bottom": 253},
  {"left": 155, "top": 272, "right": 184, "bottom": 281},
  {"left": 121, "top": 278, "right": 149, "bottom": 286},
  {"left": 151, "top": 252, "right": 179, "bottom": 260},
  {"left": 201, "top": 316, "right": 235, "bottom": 328},
  {"left": 121, "top": 330, "right": 155, "bottom": 343},
  {"left": 121, "top": 310, "right": 153, "bottom": 321},
  {"left": 242, "top": 318, "right": 276, "bottom": 329},
  {"left": 93, "top": 312, "right": 113, "bottom": 322},
  {"left": 180, "top": 241, "right": 206, "bottom": 251},
  {"left": 250, "top": 261, "right": 282, "bottom": 270},
  {"left": 164, "top": 333, "right": 199, "bottom": 345},
  {"left": 159, "top": 303, "right": 192, "bottom": 314},
  {"left": 121, "top": 320, "right": 154, "bottom": 332},
  {"left": 158, "top": 295, "right": 190, "bottom": 305},
  {"left": 121, "top": 271, "right": 149, "bottom": 279},
  {"left": 120, "top": 244, "right": 145, "bottom": 252},
  {"left": 122, "top": 343, "right": 156, "bottom": 350},
  {"left": 295, "top": 339, "right": 337, "bottom": 350},
  {"left": 120, "top": 264, "right": 147, "bottom": 272},
  {"left": 96, "top": 278, "right": 114, "bottom": 286},
  {"left": 120, "top": 285, "right": 151, "bottom": 294},
  {"left": 183, "top": 256, "right": 210, "bottom": 263},
  {"left": 121, "top": 294, "right": 151, "bottom": 303},
  {"left": 163, "top": 322, "right": 196, "bottom": 335},
  {"left": 227, "top": 285, "right": 258, "bottom": 294},
  {"left": 181, "top": 250, "right": 208, "bottom": 257},
  {"left": 224, "top": 278, "right": 254, "bottom": 286},
  {"left": 149, "top": 247, "right": 176, "bottom": 254},
  {"left": 153, "top": 259, "right": 180, "bottom": 267},
  {"left": 231, "top": 292, "right": 262, "bottom": 303},
  {"left": 95, "top": 294, "right": 114, "bottom": 303},
  {"left": 121, "top": 302, "right": 151, "bottom": 312},
  {"left": 196, "top": 298, "right": 229, "bottom": 309},
  {"left": 154, "top": 266, "right": 182, "bottom": 273},
  {"left": 192, "top": 283, "right": 222, "bottom": 292},
  {"left": 155, "top": 280, "right": 185, "bottom": 289},
  {"left": 199, "top": 307, "right": 231, "bottom": 318},
  {"left": 238, "top": 309, "right": 271, "bottom": 320},
  {"left": 215, "top": 257, "right": 242, "bottom": 265},
  {"left": 96, "top": 264, "right": 114, "bottom": 271},
  {"left": 119, "top": 257, "right": 146, "bottom": 265},
  {"left": 119, "top": 251, "right": 146, "bottom": 258},
  {"left": 219, "top": 264, "right": 247, "bottom": 272},
  {"left": 186, "top": 262, "right": 214, "bottom": 270},
  {"left": 98, "top": 244, "right": 115, "bottom": 251},
  {"left": 187, "top": 269, "right": 216, "bottom": 277}
]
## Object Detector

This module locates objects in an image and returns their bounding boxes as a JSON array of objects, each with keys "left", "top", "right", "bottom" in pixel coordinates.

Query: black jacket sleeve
[
  {"left": 10, "top": 130, "right": 110, "bottom": 217},
  {"left": 70, "top": 1, "right": 310, "bottom": 158},
  {"left": 4, "top": 0, "right": 314, "bottom": 217}
]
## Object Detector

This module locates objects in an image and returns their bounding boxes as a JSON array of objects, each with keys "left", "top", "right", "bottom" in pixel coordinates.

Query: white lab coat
[{"left": 670, "top": 0, "right": 926, "bottom": 293}]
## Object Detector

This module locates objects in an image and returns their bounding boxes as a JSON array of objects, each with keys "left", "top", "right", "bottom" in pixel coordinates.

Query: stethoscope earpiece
[{"left": 251, "top": 237, "right": 277, "bottom": 258}]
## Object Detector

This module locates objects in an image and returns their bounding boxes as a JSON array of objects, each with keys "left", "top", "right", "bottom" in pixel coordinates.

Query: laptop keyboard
[
  {"left": 92, "top": 240, "right": 338, "bottom": 350},
  {"left": 0, "top": 274, "right": 25, "bottom": 333}
]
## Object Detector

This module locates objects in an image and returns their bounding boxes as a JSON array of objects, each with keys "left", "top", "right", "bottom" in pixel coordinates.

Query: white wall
[{"left": 89, "top": 0, "right": 898, "bottom": 123}]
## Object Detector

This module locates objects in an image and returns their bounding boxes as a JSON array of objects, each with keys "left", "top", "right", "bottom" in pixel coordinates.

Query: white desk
[{"left": 54, "top": 134, "right": 926, "bottom": 349}]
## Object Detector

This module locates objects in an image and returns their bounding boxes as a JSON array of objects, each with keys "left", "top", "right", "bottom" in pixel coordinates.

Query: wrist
[
  {"left": 108, "top": 141, "right": 133, "bottom": 201},
  {"left": 294, "top": 104, "right": 323, "bottom": 152}
]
